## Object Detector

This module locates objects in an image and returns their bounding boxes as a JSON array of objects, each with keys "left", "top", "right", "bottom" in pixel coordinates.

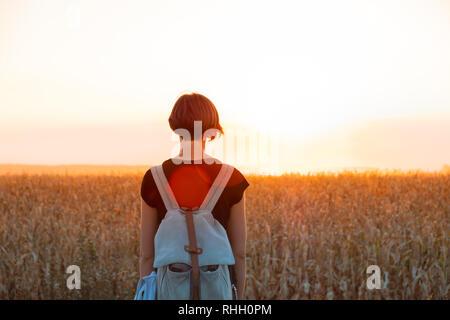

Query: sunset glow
[{"left": 1, "top": 0, "right": 449, "bottom": 173}]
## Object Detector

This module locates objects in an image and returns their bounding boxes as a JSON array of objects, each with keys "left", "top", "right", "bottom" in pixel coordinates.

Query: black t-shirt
[{"left": 140, "top": 158, "right": 249, "bottom": 229}]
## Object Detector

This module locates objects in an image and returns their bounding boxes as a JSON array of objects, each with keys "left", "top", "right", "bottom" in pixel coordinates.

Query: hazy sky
[{"left": 0, "top": 0, "right": 449, "bottom": 173}]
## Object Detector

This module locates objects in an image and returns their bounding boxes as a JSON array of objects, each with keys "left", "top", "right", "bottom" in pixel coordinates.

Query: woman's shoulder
[
  {"left": 206, "top": 158, "right": 249, "bottom": 189},
  {"left": 141, "top": 160, "right": 171, "bottom": 189},
  {"left": 219, "top": 162, "right": 249, "bottom": 205},
  {"left": 143, "top": 159, "right": 174, "bottom": 176},
  {"left": 141, "top": 165, "right": 158, "bottom": 190},
  {"left": 224, "top": 163, "right": 248, "bottom": 187},
  {"left": 200, "top": 156, "right": 248, "bottom": 187},
  {"left": 140, "top": 165, "right": 160, "bottom": 208}
]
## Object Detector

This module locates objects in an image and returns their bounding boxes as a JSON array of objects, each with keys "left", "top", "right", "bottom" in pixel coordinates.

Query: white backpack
[{"left": 151, "top": 163, "right": 236, "bottom": 300}]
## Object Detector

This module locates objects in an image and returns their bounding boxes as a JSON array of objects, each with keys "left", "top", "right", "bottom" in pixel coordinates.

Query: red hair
[{"left": 169, "top": 93, "right": 224, "bottom": 141}]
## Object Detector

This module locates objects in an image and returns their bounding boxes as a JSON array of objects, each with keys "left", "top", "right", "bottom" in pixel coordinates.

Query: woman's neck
[
  {"left": 178, "top": 139, "right": 207, "bottom": 161},
  {"left": 177, "top": 147, "right": 210, "bottom": 162},
  {"left": 178, "top": 149, "right": 206, "bottom": 158}
]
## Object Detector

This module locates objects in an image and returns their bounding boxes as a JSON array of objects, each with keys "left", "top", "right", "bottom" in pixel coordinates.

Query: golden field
[{"left": 0, "top": 165, "right": 448, "bottom": 299}]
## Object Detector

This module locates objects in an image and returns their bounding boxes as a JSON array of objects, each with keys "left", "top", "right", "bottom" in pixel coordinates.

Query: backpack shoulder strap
[
  {"left": 150, "top": 165, "right": 179, "bottom": 211},
  {"left": 200, "top": 164, "right": 234, "bottom": 212}
]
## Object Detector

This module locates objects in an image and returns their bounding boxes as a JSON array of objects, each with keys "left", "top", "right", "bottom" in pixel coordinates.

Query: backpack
[
  {"left": 150, "top": 163, "right": 236, "bottom": 300},
  {"left": 134, "top": 270, "right": 157, "bottom": 300}
]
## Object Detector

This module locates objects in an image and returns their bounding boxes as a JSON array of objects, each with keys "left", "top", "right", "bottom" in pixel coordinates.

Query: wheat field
[{"left": 0, "top": 165, "right": 448, "bottom": 299}]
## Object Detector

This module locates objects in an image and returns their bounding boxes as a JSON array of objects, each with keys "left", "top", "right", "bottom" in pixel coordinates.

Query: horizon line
[{"left": 0, "top": 163, "right": 448, "bottom": 176}]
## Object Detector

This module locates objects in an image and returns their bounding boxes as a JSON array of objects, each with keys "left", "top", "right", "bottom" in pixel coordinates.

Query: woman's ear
[{"left": 203, "top": 128, "right": 220, "bottom": 142}]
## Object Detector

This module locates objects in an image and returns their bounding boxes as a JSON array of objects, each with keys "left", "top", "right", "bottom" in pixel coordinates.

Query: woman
[{"left": 139, "top": 92, "right": 249, "bottom": 299}]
